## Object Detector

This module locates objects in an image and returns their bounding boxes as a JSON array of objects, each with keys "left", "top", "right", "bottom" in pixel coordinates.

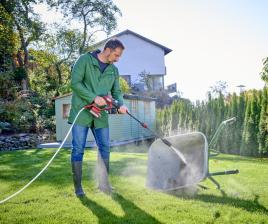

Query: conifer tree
[
  {"left": 228, "top": 93, "right": 239, "bottom": 153},
  {"left": 170, "top": 101, "right": 179, "bottom": 131},
  {"left": 258, "top": 87, "right": 268, "bottom": 155},
  {"left": 240, "top": 91, "right": 260, "bottom": 156}
]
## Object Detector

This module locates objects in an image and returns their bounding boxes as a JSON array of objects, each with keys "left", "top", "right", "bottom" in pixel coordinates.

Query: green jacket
[{"left": 68, "top": 52, "right": 123, "bottom": 128}]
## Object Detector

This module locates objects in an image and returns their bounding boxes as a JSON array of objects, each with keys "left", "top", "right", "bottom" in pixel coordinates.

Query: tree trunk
[
  {"left": 15, "top": 21, "right": 29, "bottom": 91},
  {"left": 79, "top": 13, "right": 87, "bottom": 54}
]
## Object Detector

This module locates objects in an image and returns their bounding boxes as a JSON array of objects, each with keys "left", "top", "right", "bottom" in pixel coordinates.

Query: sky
[{"left": 35, "top": 0, "right": 268, "bottom": 101}]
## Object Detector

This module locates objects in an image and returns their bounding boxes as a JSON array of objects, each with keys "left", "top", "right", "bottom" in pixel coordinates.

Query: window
[
  {"left": 144, "top": 102, "right": 150, "bottom": 115},
  {"left": 131, "top": 100, "right": 138, "bottom": 114},
  {"left": 149, "top": 75, "right": 164, "bottom": 91},
  {"left": 62, "top": 104, "right": 70, "bottom": 119}
]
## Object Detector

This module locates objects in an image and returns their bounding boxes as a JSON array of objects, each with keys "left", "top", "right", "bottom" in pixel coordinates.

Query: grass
[{"left": 0, "top": 145, "right": 267, "bottom": 224}]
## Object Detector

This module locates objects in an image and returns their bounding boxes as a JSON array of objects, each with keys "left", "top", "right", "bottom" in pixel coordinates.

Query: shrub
[{"left": 0, "top": 94, "right": 55, "bottom": 133}]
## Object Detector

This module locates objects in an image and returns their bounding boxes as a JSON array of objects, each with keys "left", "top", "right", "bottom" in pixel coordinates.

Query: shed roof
[{"left": 53, "top": 93, "right": 156, "bottom": 101}]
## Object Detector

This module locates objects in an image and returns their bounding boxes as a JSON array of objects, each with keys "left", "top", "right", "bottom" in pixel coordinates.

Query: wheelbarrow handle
[{"left": 209, "top": 169, "right": 239, "bottom": 176}]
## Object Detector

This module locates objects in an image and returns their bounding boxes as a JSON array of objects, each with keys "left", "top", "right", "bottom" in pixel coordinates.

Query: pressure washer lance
[{"left": 111, "top": 98, "right": 187, "bottom": 165}]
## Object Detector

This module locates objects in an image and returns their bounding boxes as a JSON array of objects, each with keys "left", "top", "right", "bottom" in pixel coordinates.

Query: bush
[
  {"left": 0, "top": 71, "right": 18, "bottom": 100},
  {"left": 35, "top": 115, "right": 56, "bottom": 134},
  {"left": 0, "top": 94, "right": 55, "bottom": 133},
  {"left": 3, "top": 98, "right": 36, "bottom": 132}
]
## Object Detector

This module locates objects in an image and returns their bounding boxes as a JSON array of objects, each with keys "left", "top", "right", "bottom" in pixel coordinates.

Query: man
[{"left": 68, "top": 39, "right": 128, "bottom": 196}]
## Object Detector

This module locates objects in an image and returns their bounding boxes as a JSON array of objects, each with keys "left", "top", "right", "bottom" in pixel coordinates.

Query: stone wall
[{"left": 0, "top": 133, "right": 50, "bottom": 151}]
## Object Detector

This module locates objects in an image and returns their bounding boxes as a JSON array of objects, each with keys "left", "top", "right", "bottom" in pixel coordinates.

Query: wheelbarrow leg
[
  {"left": 208, "top": 176, "right": 221, "bottom": 189},
  {"left": 208, "top": 169, "right": 239, "bottom": 189}
]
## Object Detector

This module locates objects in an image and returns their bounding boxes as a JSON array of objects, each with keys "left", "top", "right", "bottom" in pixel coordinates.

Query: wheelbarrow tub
[{"left": 146, "top": 132, "right": 208, "bottom": 191}]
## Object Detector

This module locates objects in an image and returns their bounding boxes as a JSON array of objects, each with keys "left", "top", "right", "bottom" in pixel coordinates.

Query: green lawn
[{"left": 0, "top": 146, "right": 267, "bottom": 224}]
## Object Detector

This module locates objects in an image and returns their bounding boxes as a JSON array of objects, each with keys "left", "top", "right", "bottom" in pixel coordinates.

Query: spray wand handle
[
  {"left": 125, "top": 111, "right": 166, "bottom": 139},
  {"left": 116, "top": 102, "right": 173, "bottom": 147},
  {"left": 126, "top": 111, "right": 148, "bottom": 128},
  {"left": 124, "top": 104, "right": 187, "bottom": 165}
]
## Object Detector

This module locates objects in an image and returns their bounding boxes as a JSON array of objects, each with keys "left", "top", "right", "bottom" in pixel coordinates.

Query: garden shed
[{"left": 54, "top": 94, "right": 156, "bottom": 147}]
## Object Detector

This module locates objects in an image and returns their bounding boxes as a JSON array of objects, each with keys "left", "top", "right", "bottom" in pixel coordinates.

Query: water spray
[
  {"left": 112, "top": 100, "right": 187, "bottom": 165},
  {"left": 209, "top": 117, "right": 236, "bottom": 156}
]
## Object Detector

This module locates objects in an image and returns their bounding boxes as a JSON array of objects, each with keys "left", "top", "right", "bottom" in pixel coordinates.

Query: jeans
[{"left": 71, "top": 124, "right": 110, "bottom": 162}]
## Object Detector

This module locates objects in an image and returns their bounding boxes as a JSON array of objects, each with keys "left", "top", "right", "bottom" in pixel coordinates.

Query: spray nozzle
[{"left": 223, "top": 117, "right": 236, "bottom": 125}]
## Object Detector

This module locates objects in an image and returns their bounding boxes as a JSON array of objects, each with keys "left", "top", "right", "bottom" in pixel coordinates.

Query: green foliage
[
  {"left": 1, "top": 0, "right": 45, "bottom": 44},
  {"left": 1, "top": 99, "right": 35, "bottom": 132},
  {"left": 0, "top": 72, "right": 18, "bottom": 100},
  {"left": 0, "top": 95, "right": 55, "bottom": 133},
  {"left": 58, "top": 83, "right": 72, "bottom": 95},
  {"left": 14, "top": 67, "right": 27, "bottom": 81},
  {"left": 119, "top": 77, "right": 130, "bottom": 94},
  {"left": 258, "top": 87, "right": 268, "bottom": 155},
  {"left": 48, "top": 0, "right": 122, "bottom": 54},
  {"left": 138, "top": 70, "right": 151, "bottom": 91},
  {"left": 260, "top": 57, "right": 268, "bottom": 85},
  {"left": 44, "top": 26, "right": 82, "bottom": 60},
  {"left": 209, "top": 80, "right": 228, "bottom": 98},
  {"left": 0, "top": 4, "right": 17, "bottom": 71},
  {"left": 1, "top": 0, "right": 46, "bottom": 90},
  {"left": 156, "top": 107, "right": 172, "bottom": 136},
  {"left": 156, "top": 88, "right": 268, "bottom": 157},
  {"left": 0, "top": 0, "right": 122, "bottom": 136},
  {"left": 240, "top": 90, "right": 261, "bottom": 156},
  {"left": 29, "top": 48, "right": 71, "bottom": 98}
]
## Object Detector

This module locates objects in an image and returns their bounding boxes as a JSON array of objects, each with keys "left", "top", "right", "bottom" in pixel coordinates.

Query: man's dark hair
[{"left": 104, "top": 39, "right": 125, "bottom": 50}]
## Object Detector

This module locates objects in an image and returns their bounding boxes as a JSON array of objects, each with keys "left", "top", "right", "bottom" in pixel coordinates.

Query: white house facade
[{"left": 93, "top": 29, "right": 172, "bottom": 91}]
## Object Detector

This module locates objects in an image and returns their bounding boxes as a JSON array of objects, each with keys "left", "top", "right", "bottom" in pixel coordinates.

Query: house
[
  {"left": 92, "top": 29, "right": 172, "bottom": 91},
  {"left": 54, "top": 94, "right": 156, "bottom": 147}
]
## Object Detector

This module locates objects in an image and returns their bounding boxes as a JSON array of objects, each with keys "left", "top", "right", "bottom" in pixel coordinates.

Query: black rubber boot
[
  {"left": 71, "top": 161, "right": 85, "bottom": 197},
  {"left": 97, "top": 153, "right": 113, "bottom": 194}
]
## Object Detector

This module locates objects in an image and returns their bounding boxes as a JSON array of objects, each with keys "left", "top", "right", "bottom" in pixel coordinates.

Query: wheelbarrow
[{"left": 146, "top": 117, "right": 239, "bottom": 191}]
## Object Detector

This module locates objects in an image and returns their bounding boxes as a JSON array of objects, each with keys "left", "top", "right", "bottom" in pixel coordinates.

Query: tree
[
  {"left": 229, "top": 93, "right": 240, "bottom": 152},
  {"left": 36, "top": 25, "right": 83, "bottom": 96},
  {"left": 1, "top": 0, "right": 45, "bottom": 91},
  {"left": 258, "top": 87, "right": 268, "bottom": 156},
  {"left": 209, "top": 80, "right": 228, "bottom": 98},
  {"left": 260, "top": 57, "right": 268, "bottom": 85},
  {"left": 0, "top": 4, "right": 16, "bottom": 73},
  {"left": 48, "top": 0, "right": 122, "bottom": 54},
  {"left": 240, "top": 90, "right": 260, "bottom": 156},
  {"left": 29, "top": 48, "right": 62, "bottom": 98},
  {"left": 43, "top": 26, "right": 83, "bottom": 88},
  {"left": 138, "top": 70, "right": 151, "bottom": 91},
  {"left": 119, "top": 77, "right": 130, "bottom": 94}
]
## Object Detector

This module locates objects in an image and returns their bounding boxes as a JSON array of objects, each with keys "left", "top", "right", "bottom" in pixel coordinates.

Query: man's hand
[
  {"left": 117, "top": 105, "right": 128, "bottom": 114},
  {"left": 94, "top": 96, "right": 107, "bottom": 106}
]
